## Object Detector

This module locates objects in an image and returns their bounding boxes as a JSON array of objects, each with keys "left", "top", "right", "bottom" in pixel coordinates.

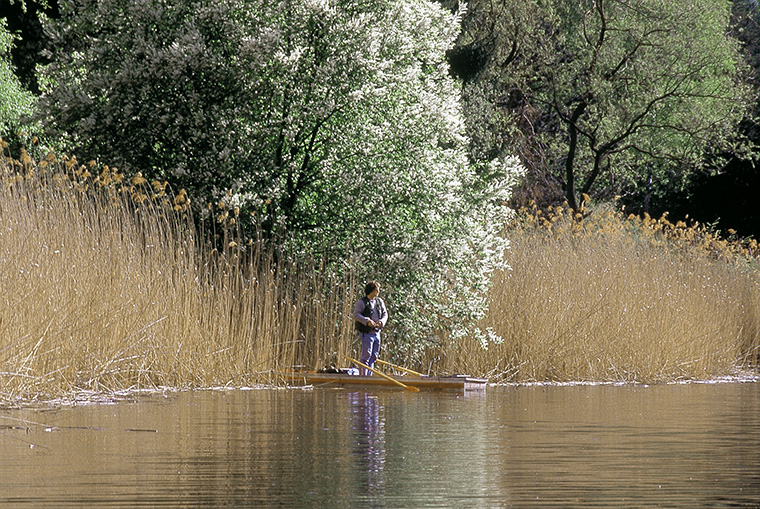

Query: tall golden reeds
[
  {"left": 3, "top": 141, "right": 759, "bottom": 396},
  {"left": 0, "top": 144, "right": 355, "bottom": 403},
  {"left": 439, "top": 202, "right": 760, "bottom": 383}
]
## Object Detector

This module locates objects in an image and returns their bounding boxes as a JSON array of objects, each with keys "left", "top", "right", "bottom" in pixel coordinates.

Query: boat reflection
[{"left": 347, "top": 391, "right": 385, "bottom": 496}]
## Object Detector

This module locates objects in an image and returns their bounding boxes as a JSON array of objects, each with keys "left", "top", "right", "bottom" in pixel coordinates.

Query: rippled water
[{"left": 2, "top": 382, "right": 759, "bottom": 506}]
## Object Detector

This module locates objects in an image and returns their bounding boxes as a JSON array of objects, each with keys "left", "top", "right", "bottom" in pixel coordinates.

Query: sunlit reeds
[
  {"left": 3, "top": 141, "right": 759, "bottom": 396},
  {"left": 0, "top": 143, "right": 355, "bottom": 404},
  {"left": 440, "top": 201, "right": 760, "bottom": 383}
]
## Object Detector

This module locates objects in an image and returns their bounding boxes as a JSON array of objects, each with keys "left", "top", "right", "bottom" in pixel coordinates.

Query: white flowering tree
[{"left": 38, "top": 0, "right": 522, "bottom": 353}]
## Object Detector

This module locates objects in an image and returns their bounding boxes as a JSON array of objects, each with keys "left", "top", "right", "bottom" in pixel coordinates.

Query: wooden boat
[{"left": 286, "top": 370, "right": 488, "bottom": 391}]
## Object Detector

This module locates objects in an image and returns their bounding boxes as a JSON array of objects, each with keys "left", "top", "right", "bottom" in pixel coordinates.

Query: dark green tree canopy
[{"left": 456, "top": 0, "right": 754, "bottom": 211}]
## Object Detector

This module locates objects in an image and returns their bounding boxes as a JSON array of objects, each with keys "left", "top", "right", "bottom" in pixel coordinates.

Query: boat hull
[{"left": 287, "top": 372, "right": 487, "bottom": 391}]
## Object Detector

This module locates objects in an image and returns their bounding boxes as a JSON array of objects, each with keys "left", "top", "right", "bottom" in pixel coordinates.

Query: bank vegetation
[
  {"left": 1, "top": 148, "right": 758, "bottom": 404},
  {"left": 441, "top": 202, "right": 760, "bottom": 382}
]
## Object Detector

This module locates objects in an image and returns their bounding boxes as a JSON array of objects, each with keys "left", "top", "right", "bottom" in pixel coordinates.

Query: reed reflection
[{"left": 347, "top": 392, "right": 385, "bottom": 496}]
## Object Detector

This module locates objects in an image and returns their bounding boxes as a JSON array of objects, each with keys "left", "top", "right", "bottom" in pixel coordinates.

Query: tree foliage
[
  {"left": 731, "top": 0, "right": 760, "bottom": 144},
  {"left": 0, "top": 18, "right": 35, "bottom": 137},
  {"left": 455, "top": 0, "right": 754, "bottom": 211},
  {"left": 37, "top": 0, "right": 521, "bottom": 353},
  {"left": 0, "top": 0, "right": 58, "bottom": 95}
]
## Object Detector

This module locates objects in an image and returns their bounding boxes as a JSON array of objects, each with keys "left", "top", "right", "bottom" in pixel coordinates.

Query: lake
[{"left": 1, "top": 381, "right": 759, "bottom": 507}]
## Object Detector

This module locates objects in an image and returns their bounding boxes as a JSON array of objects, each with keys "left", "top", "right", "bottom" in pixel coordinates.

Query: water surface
[{"left": 2, "top": 382, "right": 759, "bottom": 506}]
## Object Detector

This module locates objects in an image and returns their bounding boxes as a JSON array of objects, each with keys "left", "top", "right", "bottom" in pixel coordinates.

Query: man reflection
[{"left": 348, "top": 392, "right": 386, "bottom": 497}]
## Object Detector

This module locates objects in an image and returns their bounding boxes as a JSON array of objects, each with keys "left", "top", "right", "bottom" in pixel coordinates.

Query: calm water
[{"left": 1, "top": 382, "right": 759, "bottom": 507}]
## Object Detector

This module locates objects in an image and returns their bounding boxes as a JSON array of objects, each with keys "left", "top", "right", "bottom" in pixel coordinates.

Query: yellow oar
[
  {"left": 344, "top": 355, "right": 420, "bottom": 392},
  {"left": 376, "top": 359, "right": 425, "bottom": 377}
]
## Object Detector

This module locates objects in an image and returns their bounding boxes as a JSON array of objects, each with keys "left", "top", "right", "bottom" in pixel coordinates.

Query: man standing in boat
[{"left": 353, "top": 281, "right": 388, "bottom": 375}]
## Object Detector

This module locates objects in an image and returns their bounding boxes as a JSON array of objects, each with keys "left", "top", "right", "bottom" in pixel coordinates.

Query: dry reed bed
[
  {"left": 0, "top": 147, "right": 354, "bottom": 403},
  {"left": 442, "top": 204, "right": 760, "bottom": 383},
  {"left": 2, "top": 145, "right": 759, "bottom": 400}
]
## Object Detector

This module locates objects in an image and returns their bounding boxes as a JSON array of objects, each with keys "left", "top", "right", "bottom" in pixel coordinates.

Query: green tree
[
  {"left": 455, "top": 0, "right": 754, "bottom": 212},
  {"left": 0, "top": 0, "right": 58, "bottom": 95},
  {"left": 0, "top": 18, "right": 35, "bottom": 139},
  {"left": 38, "top": 0, "right": 521, "bottom": 353},
  {"left": 731, "top": 0, "right": 760, "bottom": 144}
]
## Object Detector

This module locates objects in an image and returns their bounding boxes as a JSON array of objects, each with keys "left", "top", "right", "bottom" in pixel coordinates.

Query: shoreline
[{"left": 2, "top": 371, "right": 758, "bottom": 409}]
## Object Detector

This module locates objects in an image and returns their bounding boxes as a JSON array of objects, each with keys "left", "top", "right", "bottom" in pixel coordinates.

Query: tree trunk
[
  {"left": 644, "top": 168, "right": 652, "bottom": 215},
  {"left": 565, "top": 101, "right": 587, "bottom": 212}
]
